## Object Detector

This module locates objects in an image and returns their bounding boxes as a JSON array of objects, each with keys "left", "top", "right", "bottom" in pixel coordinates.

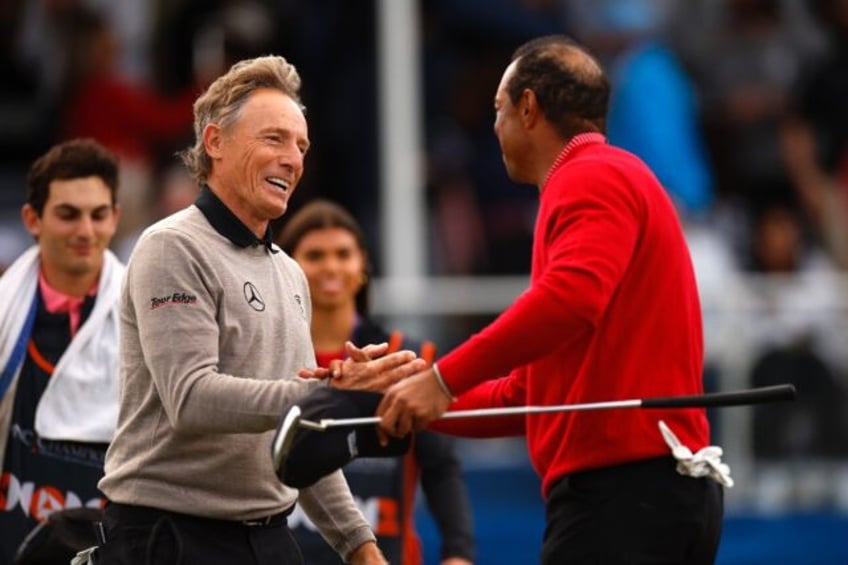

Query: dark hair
[
  {"left": 277, "top": 199, "right": 371, "bottom": 315},
  {"left": 26, "top": 138, "right": 119, "bottom": 215},
  {"left": 508, "top": 35, "right": 610, "bottom": 138}
]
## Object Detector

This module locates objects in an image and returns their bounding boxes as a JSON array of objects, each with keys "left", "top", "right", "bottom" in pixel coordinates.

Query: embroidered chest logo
[
  {"left": 150, "top": 292, "right": 197, "bottom": 309},
  {"left": 244, "top": 282, "right": 266, "bottom": 311}
]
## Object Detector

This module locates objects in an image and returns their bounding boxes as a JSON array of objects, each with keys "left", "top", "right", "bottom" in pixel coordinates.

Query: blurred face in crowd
[
  {"left": 493, "top": 60, "right": 533, "bottom": 184},
  {"left": 22, "top": 176, "right": 119, "bottom": 290},
  {"left": 292, "top": 227, "right": 366, "bottom": 312},
  {"left": 206, "top": 88, "right": 309, "bottom": 235},
  {"left": 754, "top": 206, "right": 801, "bottom": 273}
]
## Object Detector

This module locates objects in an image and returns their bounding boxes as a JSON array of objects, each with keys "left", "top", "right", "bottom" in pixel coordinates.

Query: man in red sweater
[{"left": 376, "top": 35, "right": 724, "bottom": 564}]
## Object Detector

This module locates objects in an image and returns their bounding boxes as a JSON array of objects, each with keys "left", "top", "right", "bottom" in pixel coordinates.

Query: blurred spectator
[
  {"left": 1, "top": 0, "right": 76, "bottom": 170},
  {"left": 745, "top": 201, "right": 845, "bottom": 364},
  {"left": 781, "top": 0, "right": 848, "bottom": 269},
  {"left": 752, "top": 346, "right": 846, "bottom": 459},
  {"left": 425, "top": 49, "right": 527, "bottom": 275},
  {"left": 423, "top": 1, "right": 561, "bottom": 274},
  {"left": 744, "top": 201, "right": 848, "bottom": 459},
  {"left": 59, "top": 7, "right": 196, "bottom": 248},
  {"left": 426, "top": 130, "right": 488, "bottom": 274},
  {"left": 683, "top": 0, "right": 816, "bottom": 218},
  {"left": 10, "top": 0, "right": 155, "bottom": 165},
  {"left": 565, "top": 0, "right": 716, "bottom": 219},
  {"left": 278, "top": 200, "right": 476, "bottom": 565},
  {"left": 151, "top": 0, "right": 283, "bottom": 94},
  {"left": 61, "top": 8, "right": 195, "bottom": 165}
]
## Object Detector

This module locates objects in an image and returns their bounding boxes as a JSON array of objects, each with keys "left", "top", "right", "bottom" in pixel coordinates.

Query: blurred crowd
[{"left": 0, "top": 0, "right": 847, "bottom": 467}]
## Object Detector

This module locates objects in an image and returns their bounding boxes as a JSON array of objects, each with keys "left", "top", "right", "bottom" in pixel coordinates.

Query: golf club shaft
[{"left": 303, "top": 384, "right": 796, "bottom": 430}]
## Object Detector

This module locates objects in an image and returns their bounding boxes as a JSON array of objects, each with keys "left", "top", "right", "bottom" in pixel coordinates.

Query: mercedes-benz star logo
[{"left": 243, "top": 282, "right": 266, "bottom": 311}]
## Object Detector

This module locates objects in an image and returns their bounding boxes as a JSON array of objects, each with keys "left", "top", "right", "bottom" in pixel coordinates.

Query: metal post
[{"left": 376, "top": 0, "right": 426, "bottom": 280}]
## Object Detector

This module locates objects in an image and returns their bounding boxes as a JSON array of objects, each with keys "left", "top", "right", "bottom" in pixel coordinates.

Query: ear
[
  {"left": 203, "top": 123, "right": 224, "bottom": 160},
  {"left": 21, "top": 204, "right": 41, "bottom": 238},
  {"left": 519, "top": 88, "right": 540, "bottom": 129}
]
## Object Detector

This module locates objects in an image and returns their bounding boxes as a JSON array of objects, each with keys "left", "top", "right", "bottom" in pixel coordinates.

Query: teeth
[{"left": 267, "top": 177, "right": 289, "bottom": 190}]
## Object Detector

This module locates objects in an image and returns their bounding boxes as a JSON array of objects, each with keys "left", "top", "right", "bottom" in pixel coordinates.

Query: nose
[
  {"left": 280, "top": 144, "right": 304, "bottom": 178},
  {"left": 319, "top": 255, "right": 340, "bottom": 273},
  {"left": 76, "top": 215, "right": 96, "bottom": 239}
]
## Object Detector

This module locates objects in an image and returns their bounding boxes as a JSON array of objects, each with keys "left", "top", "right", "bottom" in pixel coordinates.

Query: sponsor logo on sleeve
[{"left": 150, "top": 292, "right": 197, "bottom": 310}]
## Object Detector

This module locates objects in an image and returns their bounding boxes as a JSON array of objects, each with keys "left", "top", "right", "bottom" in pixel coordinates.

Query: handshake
[
  {"left": 276, "top": 341, "right": 421, "bottom": 489},
  {"left": 296, "top": 340, "right": 427, "bottom": 393},
  {"left": 272, "top": 387, "right": 410, "bottom": 488},
  {"left": 275, "top": 340, "right": 455, "bottom": 488}
]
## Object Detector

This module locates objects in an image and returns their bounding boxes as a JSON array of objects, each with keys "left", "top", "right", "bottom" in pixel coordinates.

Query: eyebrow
[
  {"left": 52, "top": 203, "right": 113, "bottom": 214},
  {"left": 261, "top": 126, "right": 311, "bottom": 150}
]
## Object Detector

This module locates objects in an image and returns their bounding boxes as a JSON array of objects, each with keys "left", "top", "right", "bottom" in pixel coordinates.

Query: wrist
[
  {"left": 432, "top": 363, "right": 456, "bottom": 401},
  {"left": 348, "top": 541, "right": 387, "bottom": 565}
]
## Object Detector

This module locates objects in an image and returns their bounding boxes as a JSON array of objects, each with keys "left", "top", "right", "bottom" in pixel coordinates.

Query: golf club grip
[{"left": 641, "top": 384, "right": 796, "bottom": 409}]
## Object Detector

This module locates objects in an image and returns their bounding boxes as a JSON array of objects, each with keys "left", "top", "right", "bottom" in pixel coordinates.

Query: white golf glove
[{"left": 658, "top": 420, "right": 734, "bottom": 488}]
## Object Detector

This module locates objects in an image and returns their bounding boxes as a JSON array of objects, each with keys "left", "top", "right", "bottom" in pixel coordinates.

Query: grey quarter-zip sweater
[{"left": 100, "top": 188, "right": 373, "bottom": 560}]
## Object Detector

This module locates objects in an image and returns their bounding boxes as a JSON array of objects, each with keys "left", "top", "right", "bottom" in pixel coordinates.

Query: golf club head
[
  {"left": 271, "top": 388, "right": 412, "bottom": 489},
  {"left": 271, "top": 404, "right": 303, "bottom": 482}
]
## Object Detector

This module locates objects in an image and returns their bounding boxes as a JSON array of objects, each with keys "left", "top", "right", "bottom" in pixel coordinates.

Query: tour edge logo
[{"left": 150, "top": 291, "right": 197, "bottom": 310}]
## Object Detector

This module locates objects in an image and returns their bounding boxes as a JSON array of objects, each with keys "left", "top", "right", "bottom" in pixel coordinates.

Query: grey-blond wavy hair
[{"left": 179, "top": 55, "right": 304, "bottom": 184}]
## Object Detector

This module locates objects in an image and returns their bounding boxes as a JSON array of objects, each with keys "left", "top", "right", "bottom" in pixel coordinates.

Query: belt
[
  {"left": 240, "top": 511, "right": 287, "bottom": 527},
  {"left": 106, "top": 501, "right": 293, "bottom": 530},
  {"left": 240, "top": 503, "right": 295, "bottom": 528}
]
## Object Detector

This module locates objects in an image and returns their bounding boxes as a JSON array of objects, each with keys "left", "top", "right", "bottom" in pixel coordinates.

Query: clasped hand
[
  {"left": 298, "top": 341, "right": 427, "bottom": 392},
  {"left": 376, "top": 368, "right": 452, "bottom": 440},
  {"left": 298, "top": 342, "right": 452, "bottom": 442}
]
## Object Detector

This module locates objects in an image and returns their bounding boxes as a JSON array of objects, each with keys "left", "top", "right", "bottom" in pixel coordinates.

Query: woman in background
[{"left": 278, "top": 199, "right": 475, "bottom": 565}]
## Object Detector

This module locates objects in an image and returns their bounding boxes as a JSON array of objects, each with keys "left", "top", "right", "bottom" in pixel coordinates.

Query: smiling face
[
  {"left": 206, "top": 88, "right": 309, "bottom": 235},
  {"left": 22, "top": 176, "right": 119, "bottom": 293},
  {"left": 291, "top": 227, "right": 366, "bottom": 313}
]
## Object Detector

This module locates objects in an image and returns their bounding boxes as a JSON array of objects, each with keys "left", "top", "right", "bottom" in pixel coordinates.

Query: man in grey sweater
[{"left": 96, "top": 55, "right": 424, "bottom": 565}]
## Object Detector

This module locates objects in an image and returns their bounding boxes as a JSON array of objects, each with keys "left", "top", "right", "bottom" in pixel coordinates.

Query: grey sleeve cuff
[{"left": 337, "top": 525, "right": 378, "bottom": 563}]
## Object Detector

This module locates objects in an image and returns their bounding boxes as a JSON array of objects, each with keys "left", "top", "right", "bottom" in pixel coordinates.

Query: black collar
[{"left": 195, "top": 185, "right": 277, "bottom": 253}]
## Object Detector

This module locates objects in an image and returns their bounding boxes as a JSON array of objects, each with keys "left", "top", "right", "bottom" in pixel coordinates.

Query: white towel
[{"left": 0, "top": 246, "right": 124, "bottom": 446}]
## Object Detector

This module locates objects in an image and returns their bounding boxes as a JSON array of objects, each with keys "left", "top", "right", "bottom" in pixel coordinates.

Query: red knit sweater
[{"left": 434, "top": 134, "right": 710, "bottom": 497}]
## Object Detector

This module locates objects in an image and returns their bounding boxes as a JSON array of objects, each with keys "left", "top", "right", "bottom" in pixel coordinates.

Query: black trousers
[
  {"left": 95, "top": 502, "right": 303, "bottom": 565},
  {"left": 541, "top": 457, "right": 723, "bottom": 565}
]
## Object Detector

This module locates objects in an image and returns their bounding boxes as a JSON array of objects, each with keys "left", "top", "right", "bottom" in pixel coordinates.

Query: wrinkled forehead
[{"left": 234, "top": 88, "right": 308, "bottom": 131}]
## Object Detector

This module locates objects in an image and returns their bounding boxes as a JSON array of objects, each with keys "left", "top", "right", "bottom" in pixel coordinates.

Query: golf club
[
  {"left": 295, "top": 384, "right": 796, "bottom": 432},
  {"left": 272, "top": 384, "right": 797, "bottom": 480}
]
